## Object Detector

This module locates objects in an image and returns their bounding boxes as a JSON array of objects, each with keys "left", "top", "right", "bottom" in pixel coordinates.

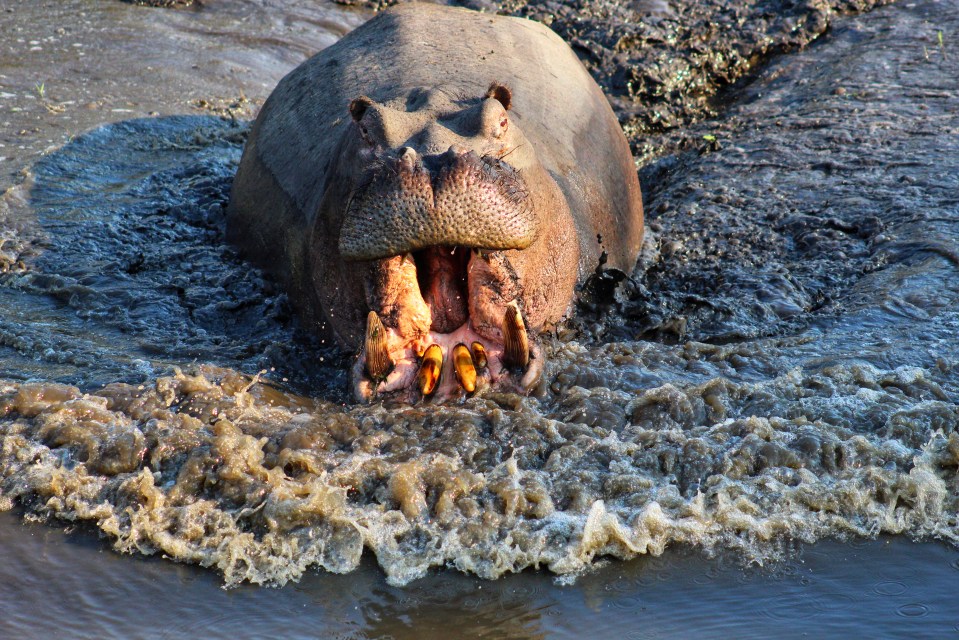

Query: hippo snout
[{"left": 338, "top": 148, "right": 536, "bottom": 261}]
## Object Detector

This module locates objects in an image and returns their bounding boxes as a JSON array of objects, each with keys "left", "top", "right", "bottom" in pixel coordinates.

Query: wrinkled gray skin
[{"left": 228, "top": 3, "right": 644, "bottom": 400}]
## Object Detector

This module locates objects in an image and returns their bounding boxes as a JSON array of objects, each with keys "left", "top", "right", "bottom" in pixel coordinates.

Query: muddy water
[
  {"left": 3, "top": 512, "right": 958, "bottom": 638},
  {"left": 1, "top": 0, "right": 958, "bottom": 636}
]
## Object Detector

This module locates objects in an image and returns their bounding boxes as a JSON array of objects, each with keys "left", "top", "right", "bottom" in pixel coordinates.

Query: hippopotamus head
[
  {"left": 317, "top": 83, "right": 580, "bottom": 401},
  {"left": 228, "top": 4, "right": 644, "bottom": 404}
]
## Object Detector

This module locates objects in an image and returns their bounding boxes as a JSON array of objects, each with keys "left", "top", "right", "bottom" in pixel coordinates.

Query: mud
[
  {"left": 339, "top": 0, "right": 895, "bottom": 163},
  {"left": 121, "top": 0, "right": 197, "bottom": 7}
]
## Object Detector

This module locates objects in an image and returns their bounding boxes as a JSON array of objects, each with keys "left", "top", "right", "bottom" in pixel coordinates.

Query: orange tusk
[
  {"left": 470, "top": 341, "right": 488, "bottom": 370},
  {"left": 452, "top": 343, "right": 477, "bottom": 393},
  {"left": 417, "top": 344, "right": 443, "bottom": 396}
]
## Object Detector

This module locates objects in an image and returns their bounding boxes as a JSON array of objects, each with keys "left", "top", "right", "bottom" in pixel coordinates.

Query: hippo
[{"left": 227, "top": 2, "right": 644, "bottom": 402}]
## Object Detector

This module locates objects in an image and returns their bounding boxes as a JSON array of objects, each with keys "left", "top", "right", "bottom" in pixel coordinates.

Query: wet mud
[
  {"left": 124, "top": 1, "right": 197, "bottom": 7},
  {"left": 121, "top": 0, "right": 197, "bottom": 7},
  {"left": 1, "top": 0, "right": 957, "bottom": 593},
  {"left": 341, "top": 0, "right": 895, "bottom": 163}
]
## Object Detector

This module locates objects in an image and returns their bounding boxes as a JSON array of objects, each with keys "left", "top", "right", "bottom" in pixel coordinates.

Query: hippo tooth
[
  {"left": 364, "top": 311, "right": 393, "bottom": 382},
  {"left": 452, "top": 343, "right": 477, "bottom": 393},
  {"left": 470, "top": 341, "right": 488, "bottom": 370},
  {"left": 502, "top": 301, "right": 529, "bottom": 370},
  {"left": 417, "top": 344, "right": 443, "bottom": 396}
]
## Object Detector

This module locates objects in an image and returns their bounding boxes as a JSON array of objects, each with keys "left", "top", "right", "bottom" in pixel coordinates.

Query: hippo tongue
[{"left": 414, "top": 246, "right": 469, "bottom": 333}]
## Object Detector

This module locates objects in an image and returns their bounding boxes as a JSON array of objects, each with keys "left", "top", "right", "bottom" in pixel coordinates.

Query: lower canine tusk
[
  {"left": 452, "top": 343, "right": 477, "bottom": 393},
  {"left": 418, "top": 344, "right": 443, "bottom": 396},
  {"left": 364, "top": 310, "right": 393, "bottom": 382},
  {"left": 502, "top": 301, "right": 529, "bottom": 369}
]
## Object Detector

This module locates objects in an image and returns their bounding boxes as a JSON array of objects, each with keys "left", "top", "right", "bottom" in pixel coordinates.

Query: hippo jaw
[
  {"left": 304, "top": 83, "right": 580, "bottom": 402},
  {"left": 338, "top": 85, "right": 554, "bottom": 402},
  {"left": 352, "top": 244, "right": 544, "bottom": 402}
]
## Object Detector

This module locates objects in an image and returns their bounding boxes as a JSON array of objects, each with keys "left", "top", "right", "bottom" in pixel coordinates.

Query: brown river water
[{"left": 1, "top": 0, "right": 958, "bottom": 636}]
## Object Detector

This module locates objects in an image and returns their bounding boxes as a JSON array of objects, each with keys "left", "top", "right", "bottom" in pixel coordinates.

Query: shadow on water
[{"left": 6, "top": 115, "right": 348, "bottom": 396}]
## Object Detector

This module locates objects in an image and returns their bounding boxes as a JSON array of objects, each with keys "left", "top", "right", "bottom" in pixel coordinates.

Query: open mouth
[
  {"left": 414, "top": 245, "right": 470, "bottom": 333},
  {"left": 352, "top": 244, "right": 542, "bottom": 402}
]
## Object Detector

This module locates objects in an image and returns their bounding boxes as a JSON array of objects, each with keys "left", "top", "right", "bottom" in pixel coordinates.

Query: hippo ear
[
  {"left": 485, "top": 83, "right": 512, "bottom": 111},
  {"left": 349, "top": 96, "right": 374, "bottom": 122}
]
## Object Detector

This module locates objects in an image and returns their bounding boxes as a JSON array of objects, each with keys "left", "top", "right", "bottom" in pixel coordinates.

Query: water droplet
[
  {"left": 873, "top": 580, "right": 907, "bottom": 596},
  {"left": 896, "top": 603, "right": 929, "bottom": 618},
  {"left": 610, "top": 596, "right": 643, "bottom": 610}
]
